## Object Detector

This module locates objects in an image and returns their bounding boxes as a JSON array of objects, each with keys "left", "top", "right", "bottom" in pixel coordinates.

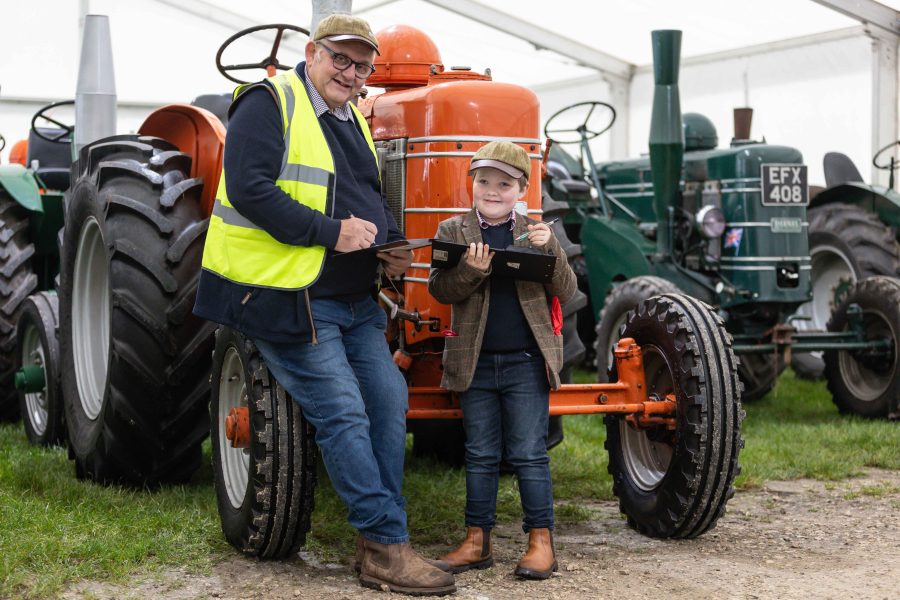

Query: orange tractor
[{"left": 57, "top": 19, "right": 742, "bottom": 556}]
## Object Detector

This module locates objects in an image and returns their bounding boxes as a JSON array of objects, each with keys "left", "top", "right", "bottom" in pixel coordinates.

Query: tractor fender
[
  {"left": 138, "top": 103, "right": 226, "bottom": 218},
  {"left": 580, "top": 213, "right": 653, "bottom": 315},
  {"left": 0, "top": 164, "right": 43, "bottom": 213},
  {"left": 811, "top": 182, "right": 900, "bottom": 234}
]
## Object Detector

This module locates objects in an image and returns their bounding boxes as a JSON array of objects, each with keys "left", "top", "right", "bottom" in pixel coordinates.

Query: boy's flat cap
[
  {"left": 469, "top": 140, "right": 531, "bottom": 180},
  {"left": 313, "top": 14, "right": 379, "bottom": 53}
]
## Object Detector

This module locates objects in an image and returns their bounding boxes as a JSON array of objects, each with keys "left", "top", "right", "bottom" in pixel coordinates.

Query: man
[{"left": 195, "top": 14, "right": 456, "bottom": 596}]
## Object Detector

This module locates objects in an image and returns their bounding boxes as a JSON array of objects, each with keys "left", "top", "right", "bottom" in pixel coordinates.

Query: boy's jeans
[
  {"left": 460, "top": 349, "right": 554, "bottom": 532},
  {"left": 254, "top": 297, "right": 410, "bottom": 544}
]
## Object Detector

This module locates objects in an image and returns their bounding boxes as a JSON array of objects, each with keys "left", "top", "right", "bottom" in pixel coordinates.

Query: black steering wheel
[
  {"left": 872, "top": 140, "right": 900, "bottom": 171},
  {"left": 0, "top": 134, "right": 5, "bottom": 153},
  {"left": 31, "top": 100, "right": 76, "bottom": 143},
  {"left": 544, "top": 101, "right": 617, "bottom": 145},
  {"left": 216, "top": 23, "right": 310, "bottom": 84}
]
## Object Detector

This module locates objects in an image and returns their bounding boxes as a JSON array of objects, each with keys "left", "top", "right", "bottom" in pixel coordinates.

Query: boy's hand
[
  {"left": 527, "top": 223, "right": 553, "bottom": 247},
  {"left": 465, "top": 242, "right": 494, "bottom": 271},
  {"left": 377, "top": 249, "right": 413, "bottom": 278}
]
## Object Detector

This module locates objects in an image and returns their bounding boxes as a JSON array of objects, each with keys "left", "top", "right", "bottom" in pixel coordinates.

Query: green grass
[{"left": 2, "top": 368, "right": 899, "bottom": 598}]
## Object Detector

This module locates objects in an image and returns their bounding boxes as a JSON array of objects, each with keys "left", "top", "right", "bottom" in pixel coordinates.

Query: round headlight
[{"left": 696, "top": 205, "right": 726, "bottom": 239}]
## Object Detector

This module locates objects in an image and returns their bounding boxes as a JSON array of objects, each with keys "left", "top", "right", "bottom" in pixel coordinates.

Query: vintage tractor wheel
[
  {"left": 792, "top": 203, "right": 900, "bottom": 380},
  {"left": 60, "top": 135, "right": 214, "bottom": 484},
  {"left": 606, "top": 293, "right": 743, "bottom": 538},
  {"left": 211, "top": 327, "right": 318, "bottom": 557},
  {"left": 16, "top": 291, "right": 64, "bottom": 445},
  {"left": 0, "top": 195, "right": 37, "bottom": 421},
  {"left": 595, "top": 276, "right": 680, "bottom": 382},
  {"left": 824, "top": 276, "right": 900, "bottom": 418},
  {"left": 736, "top": 353, "right": 784, "bottom": 403}
]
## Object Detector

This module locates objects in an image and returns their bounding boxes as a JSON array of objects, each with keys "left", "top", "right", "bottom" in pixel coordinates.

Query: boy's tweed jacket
[{"left": 429, "top": 209, "right": 577, "bottom": 392}]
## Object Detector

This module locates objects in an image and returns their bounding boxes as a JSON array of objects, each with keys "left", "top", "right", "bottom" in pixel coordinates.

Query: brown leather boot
[
  {"left": 353, "top": 533, "right": 364, "bottom": 574},
  {"left": 432, "top": 527, "right": 493, "bottom": 574},
  {"left": 514, "top": 528, "right": 558, "bottom": 579},
  {"left": 359, "top": 538, "right": 456, "bottom": 596}
]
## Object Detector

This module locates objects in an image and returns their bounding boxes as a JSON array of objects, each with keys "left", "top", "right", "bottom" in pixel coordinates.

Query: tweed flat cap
[
  {"left": 469, "top": 141, "right": 531, "bottom": 180},
  {"left": 313, "top": 14, "right": 379, "bottom": 53}
]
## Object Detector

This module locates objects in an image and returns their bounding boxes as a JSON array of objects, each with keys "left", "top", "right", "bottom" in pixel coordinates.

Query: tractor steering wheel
[
  {"left": 216, "top": 23, "right": 310, "bottom": 85},
  {"left": 544, "top": 101, "right": 617, "bottom": 145},
  {"left": 0, "top": 134, "right": 5, "bottom": 153},
  {"left": 31, "top": 100, "right": 76, "bottom": 144},
  {"left": 872, "top": 140, "right": 900, "bottom": 171}
]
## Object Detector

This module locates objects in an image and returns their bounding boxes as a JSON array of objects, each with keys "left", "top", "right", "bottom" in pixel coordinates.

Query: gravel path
[{"left": 67, "top": 468, "right": 900, "bottom": 600}]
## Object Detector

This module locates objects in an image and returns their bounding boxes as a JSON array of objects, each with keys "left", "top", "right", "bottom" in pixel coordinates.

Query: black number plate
[{"left": 761, "top": 164, "right": 808, "bottom": 206}]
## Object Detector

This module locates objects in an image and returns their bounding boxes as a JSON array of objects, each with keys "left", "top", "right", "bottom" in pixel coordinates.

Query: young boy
[{"left": 428, "top": 141, "right": 577, "bottom": 579}]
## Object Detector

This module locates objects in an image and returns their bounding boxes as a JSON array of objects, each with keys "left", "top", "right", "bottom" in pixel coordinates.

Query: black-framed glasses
[{"left": 317, "top": 43, "right": 376, "bottom": 79}]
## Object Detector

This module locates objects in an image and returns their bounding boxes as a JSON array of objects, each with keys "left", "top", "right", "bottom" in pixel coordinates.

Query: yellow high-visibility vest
[{"left": 201, "top": 69, "right": 378, "bottom": 289}]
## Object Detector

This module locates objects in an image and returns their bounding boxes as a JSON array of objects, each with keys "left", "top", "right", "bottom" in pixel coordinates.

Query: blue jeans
[
  {"left": 254, "top": 297, "right": 410, "bottom": 544},
  {"left": 460, "top": 349, "right": 554, "bottom": 532}
]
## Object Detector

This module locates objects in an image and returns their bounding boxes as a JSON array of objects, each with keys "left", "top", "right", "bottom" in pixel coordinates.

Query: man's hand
[
  {"left": 377, "top": 249, "right": 413, "bottom": 278},
  {"left": 526, "top": 223, "right": 552, "bottom": 248},
  {"left": 465, "top": 242, "right": 494, "bottom": 272},
  {"left": 335, "top": 217, "right": 378, "bottom": 252}
]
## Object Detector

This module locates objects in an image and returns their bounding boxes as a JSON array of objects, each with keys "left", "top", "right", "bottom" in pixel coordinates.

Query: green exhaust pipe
[{"left": 649, "top": 30, "right": 684, "bottom": 259}]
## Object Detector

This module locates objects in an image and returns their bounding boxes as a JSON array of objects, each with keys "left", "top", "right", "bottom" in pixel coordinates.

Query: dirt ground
[{"left": 66, "top": 468, "right": 900, "bottom": 600}]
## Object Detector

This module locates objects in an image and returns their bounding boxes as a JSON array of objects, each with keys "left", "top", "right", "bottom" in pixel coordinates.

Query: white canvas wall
[{"left": 627, "top": 34, "right": 873, "bottom": 186}]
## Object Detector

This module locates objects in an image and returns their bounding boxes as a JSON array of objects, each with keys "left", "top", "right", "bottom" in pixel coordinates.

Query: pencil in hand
[{"left": 515, "top": 217, "right": 560, "bottom": 242}]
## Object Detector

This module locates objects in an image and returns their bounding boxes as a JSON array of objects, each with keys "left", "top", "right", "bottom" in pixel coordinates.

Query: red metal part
[
  {"left": 138, "top": 104, "right": 226, "bottom": 218},
  {"left": 224, "top": 406, "right": 250, "bottom": 449},
  {"left": 405, "top": 338, "right": 676, "bottom": 421}
]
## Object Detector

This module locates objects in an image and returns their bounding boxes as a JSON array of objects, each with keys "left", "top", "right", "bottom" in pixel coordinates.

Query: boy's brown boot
[
  {"left": 514, "top": 528, "right": 558, "bottom": 580},
  {"left": 359, "top": 538, "right": 456, "bottom": 596},
  {"left": 433, "top": 527, "right": 493, "bottom": 574}
]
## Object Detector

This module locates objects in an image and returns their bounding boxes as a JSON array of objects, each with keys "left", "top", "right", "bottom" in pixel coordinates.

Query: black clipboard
[
  {"left": 333, "top": 238, "right": 432, "bottom": 257},
  {"left": 430, "top": 239, "right": 557, "bottom": 283}
]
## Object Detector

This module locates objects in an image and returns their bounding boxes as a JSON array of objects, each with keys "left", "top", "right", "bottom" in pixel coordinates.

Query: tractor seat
[
  {"left": 823, "top": 152, "right": 864, "bottom": 188},
  {"left": 191, "top": 93, "right": 231, "bottom": 127},
  {"left": 26, "top": 127, "right": 73, "bottom": 191}
]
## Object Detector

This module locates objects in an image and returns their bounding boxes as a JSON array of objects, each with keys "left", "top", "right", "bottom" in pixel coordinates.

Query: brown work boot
[
  {"left": 359, "top": 538, "right": 456, "bottom": 596},
  {"left": 353, "top": 533, "right": 364, "bottom": 574},
  {"left": 514, "top": 528, "right": 558, "bottom": 580},
  {"left": 432, "top": 527, "right": 493, "bottom": 574}
]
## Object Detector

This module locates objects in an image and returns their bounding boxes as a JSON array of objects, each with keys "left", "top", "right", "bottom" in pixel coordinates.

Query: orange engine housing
[{"left": 358, "top": 25, "right": 543, "bottom": 385}]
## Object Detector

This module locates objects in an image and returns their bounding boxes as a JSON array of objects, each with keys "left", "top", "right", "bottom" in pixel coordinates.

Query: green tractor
[
  {"left": 790, "top": 145, "right": 900, "bottom": 379},
  {"left": 545, "top": 30, "right": 900, "bottom": 417},
  {"left": 0, "top": 101, "right": 73, "bottom": 443}
]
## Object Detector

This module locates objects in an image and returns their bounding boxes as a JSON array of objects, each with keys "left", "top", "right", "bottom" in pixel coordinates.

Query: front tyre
[
  {"left": 211, "top": 327, "right": 318, "bottom": 558},
  {"left": 16, "top": 292, "right": 64, "bottom": 445},
  {"left": 606, "top": 293, "right": 743, "bottom": 538},
  {"left": 824, "top": 276, "right": 900, "bottom": 418}
]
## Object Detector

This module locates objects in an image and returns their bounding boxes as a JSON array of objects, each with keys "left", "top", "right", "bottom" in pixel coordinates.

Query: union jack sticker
[{"left": 724, "top": 227, "right": 744, "bottom": 251}]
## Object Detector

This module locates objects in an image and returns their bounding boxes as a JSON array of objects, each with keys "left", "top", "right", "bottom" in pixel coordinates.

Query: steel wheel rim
[
  {"left": 219, "top": 347, "right": 250, "bottom": 509},
  {"left": 21, "top": 322, "right": 48, "bottom": 436},
  {"left": 72, "top": 217, "right": 110, "bottom": 420},
  {"left": 619, "top": 345, "right": 674, "bottom": 491},
  {"left": 793, "top": 244, "right": 856, "bottom": 361},
  {"left": 838, "top": 307, "right": 898, "bottom": 402}
]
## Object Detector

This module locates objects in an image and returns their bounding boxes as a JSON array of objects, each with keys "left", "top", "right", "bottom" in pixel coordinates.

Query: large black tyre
[
  {"left": 736, "top": 353, "right": 784, "bottom": 403},
  {"left": 824, "top": 276, "right": 900, "bottom": 418},
  {"left": 60, "top": 135, "right": 215, "bottom": 484},
  {"left": 792, "top": 203, "right": 900, "bottom": 380},
  {"left": 595, "top": 276, "right": 680, "bottom": 382},
  {"left": 0, "top": 195, "right": 37, "bottom": 420},
  {"left": 211, "top": 327, "right": 318, "bottom": 557},
  {"left": 606, "top": 293, "right": 743, "bottom": 538},
  {"left": 16, "top": 291, "right": 64, "bottom": 445}
]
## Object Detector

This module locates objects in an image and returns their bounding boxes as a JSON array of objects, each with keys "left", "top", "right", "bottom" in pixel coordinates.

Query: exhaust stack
[
  {"left": 75, "top": 14, "right": 116, "bottom": 154},
  {"left": 733, "top": 107, "right": 753, "bottom": 141},
  {"left": 648, "top": 30, "right": 684, "bottom": 259}
]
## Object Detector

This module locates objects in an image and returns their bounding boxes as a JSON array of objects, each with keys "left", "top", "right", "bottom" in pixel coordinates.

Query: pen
[{"left": 514, "top": 218, "right": 560, "bottom": 242}]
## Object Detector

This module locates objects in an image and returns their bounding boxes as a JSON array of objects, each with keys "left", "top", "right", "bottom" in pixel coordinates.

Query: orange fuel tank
[{"left": 358, "top": 25, "right": 542, "bottom": 355}]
